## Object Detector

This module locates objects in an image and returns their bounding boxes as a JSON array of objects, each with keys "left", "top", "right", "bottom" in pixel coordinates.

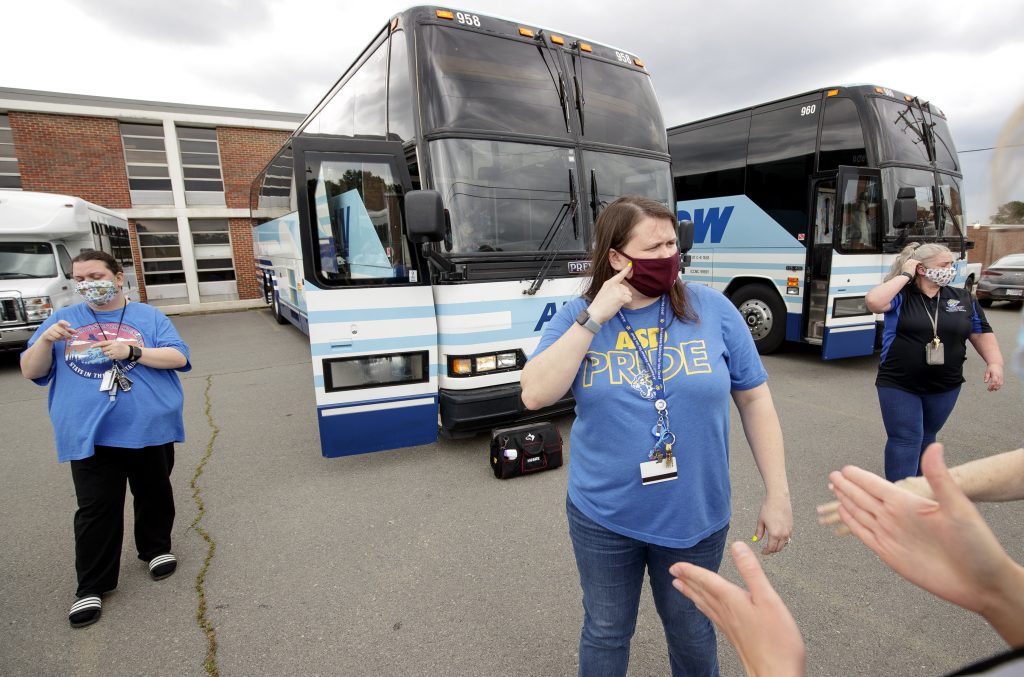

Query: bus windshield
[
  {"left": 0, "top": 242, "right": 57, "bottom": 279},
  {"left": 419, "top": 26, "right": 569, "bottom": 137},
  {"left": 882, "top": 167, "right": 965, "bottom": 239},
  {"left": 570, "top": 53, "right": 665, "bottom": 152},
  {"left": 870, "top": 98, "right": 958, "bottom": 171},
  {"left": 582, "top": 151, "right": 672, "bottom": 213},
  {"left": 429, "top": 138, "right": 582, "bottom": 254}
]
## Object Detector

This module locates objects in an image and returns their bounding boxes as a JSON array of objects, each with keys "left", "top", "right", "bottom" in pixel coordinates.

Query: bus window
[
  {"left": 419, "top": 26, "right": 568, "bottom": 138},
  {"left": 583, "top": 151, "right": 673, "bottom": 213},
  {"left": 669, "top": 117, "right": 748, "bottom": 201},
  {"left": 316, "top": 42, "right": 387, "bottom": 139},
  {"left": 570, "top": 54, "right": 665, "bottom": 153},
  {"left": 882, "top": 167, "right": 937, "bottom": 237},
  {"left": 839, "top": 176, "right": 880, "bottom": 251},
  {"left": 428, "top": 138, "right": 579, "bottom": 254},
  {"left": 819, "top": 97, "right": 867, "bottom": 171},
  {"left": 387, "top": 30, "right": 415, "bottom": 143},
  {"left": 747, "top": 102, "right": 818, "bottom": 239},
  {"left": 306, "top": 154, "right": 411, "bottom": 283}
]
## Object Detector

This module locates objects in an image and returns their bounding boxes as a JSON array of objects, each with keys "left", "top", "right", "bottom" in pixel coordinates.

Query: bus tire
[
  {"left": 271, "top": 292, "right": 289, "bottom": 325},
  {"left": 730, "top": 284, "right": 786, "bottom": 354}
]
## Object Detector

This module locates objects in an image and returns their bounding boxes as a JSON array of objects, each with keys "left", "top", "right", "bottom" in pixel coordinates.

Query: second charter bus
[
  {"left": 251, "top": 6, "right": 671, "bottom": 457},
  {"left": 668, "top": 85, "right": 978, "bottom": 359}
]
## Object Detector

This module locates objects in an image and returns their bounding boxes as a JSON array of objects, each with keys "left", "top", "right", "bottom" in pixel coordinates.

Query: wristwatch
[
  {"left": 899, "top": 271, "right": 914, "bottom": 283},
  {"left": 575, "top": 308, "right": 602, "bottom": 334}
]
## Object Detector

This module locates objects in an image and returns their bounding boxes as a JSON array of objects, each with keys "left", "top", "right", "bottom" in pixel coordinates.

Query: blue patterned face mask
[{"left": 76, "top": 280, "right": 118, "bottom": 306}]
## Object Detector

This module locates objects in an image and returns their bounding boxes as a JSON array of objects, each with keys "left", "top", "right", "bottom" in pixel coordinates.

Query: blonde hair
[{"left": 884, "top": 242, "right": 952, "bottom": 282}]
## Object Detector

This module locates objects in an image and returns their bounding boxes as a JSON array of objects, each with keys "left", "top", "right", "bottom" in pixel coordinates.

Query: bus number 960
[
  {"left": 456, "top": 12, "right": 481, "bottom": 26},
  {"left": 800, "top": 105, "right": 817, "bottom": 116}
]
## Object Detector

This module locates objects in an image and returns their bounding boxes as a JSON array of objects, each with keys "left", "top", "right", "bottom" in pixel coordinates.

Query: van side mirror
[
  {"left": 893, "top": 187, "right": 918, "bottom": 229},
  {"left": 405, "top": 190, "right": 445, "bottom": 244},
  {"left": 677, "top": 219, "right": 695, "bottom": 269}
]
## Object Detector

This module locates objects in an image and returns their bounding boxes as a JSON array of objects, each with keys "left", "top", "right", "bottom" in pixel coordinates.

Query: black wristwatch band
[
  {"left": 130, "top": 346, "right": 141, "bottom": 362},
  {"left": 898, "top": 271, "right": 914, "bottom": 283}
]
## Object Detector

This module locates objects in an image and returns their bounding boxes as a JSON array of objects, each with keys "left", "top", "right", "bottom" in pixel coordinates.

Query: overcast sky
[{"left": 5, "top": 0, "right": 1024, "bottom": 223}]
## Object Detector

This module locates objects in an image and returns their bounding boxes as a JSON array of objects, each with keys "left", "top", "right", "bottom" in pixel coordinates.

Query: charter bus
[
  {"left": 668, "top": 84, "right": 979, "bottom": 359},
  {"left": 251, "top": 6, "right": 671, "bottom": 456}
]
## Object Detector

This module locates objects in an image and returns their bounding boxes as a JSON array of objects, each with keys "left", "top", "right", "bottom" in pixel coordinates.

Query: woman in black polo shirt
[{"left": 865, "top": 243, "right": 1004, "bottom": 481}]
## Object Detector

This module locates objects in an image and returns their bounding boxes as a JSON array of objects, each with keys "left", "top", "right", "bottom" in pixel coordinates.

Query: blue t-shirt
[
  {"left": 25, "top": 302, "right": 192, "bottom": 462},
  {"left": 532, "top": 284, "right": 767, "bottom": 548}
]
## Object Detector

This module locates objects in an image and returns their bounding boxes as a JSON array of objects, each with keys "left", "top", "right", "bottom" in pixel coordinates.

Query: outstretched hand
[
  {"left": 826, "top": 444, "right": 1018, "bottom": 618},
  {"left": 670, "top": 542, "right": 805, "bottom": 677}
]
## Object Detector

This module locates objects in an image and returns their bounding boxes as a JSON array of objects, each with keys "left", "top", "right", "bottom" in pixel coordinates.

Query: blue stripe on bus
[
  {"left": 317, "top": 396, "right": 438, "bottom": 457},
  {"left": 786, "top": 313, "right": 802, "bottom": 342},
  {"left": 310, "top": 327, "right": 537, "bottom": 356}
]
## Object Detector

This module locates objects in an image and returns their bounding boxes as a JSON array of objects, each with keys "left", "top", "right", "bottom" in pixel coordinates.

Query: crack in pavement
[{"left": 190, "top": 374, "right": 220, "bottom": 676}]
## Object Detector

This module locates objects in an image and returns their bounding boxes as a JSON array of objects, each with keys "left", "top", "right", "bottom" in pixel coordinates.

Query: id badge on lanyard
[{"left": 617, "top": 296, "right": 678, "bottom": 485}]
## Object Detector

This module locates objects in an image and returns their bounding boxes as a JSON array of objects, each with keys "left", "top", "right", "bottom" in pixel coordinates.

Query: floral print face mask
[{"left": 76, "top": 279, "right": 118, "bottom": 306}]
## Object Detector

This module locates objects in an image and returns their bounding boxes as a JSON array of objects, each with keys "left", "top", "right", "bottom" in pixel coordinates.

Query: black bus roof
[{"left": 667, "top": 84, "right": 947, "bottom": 133}]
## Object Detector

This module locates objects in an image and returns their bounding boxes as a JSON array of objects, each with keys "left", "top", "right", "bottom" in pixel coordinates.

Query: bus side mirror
[
  {"left": 893, "top": 187, "right": 917, "bottom": 229},
  {"left": 677, "top": 219, "right": 694, "bottom": 269},
  {"left": 677, "top": 220, "right": 694, "bottom": 253},
  {"left": 405, "top": 190, "right": 445, "bottom": 244}
]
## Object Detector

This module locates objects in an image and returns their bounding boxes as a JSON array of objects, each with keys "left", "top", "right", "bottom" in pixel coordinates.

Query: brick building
[
  {"left": 966, "top": 223, "right": 1024, "bottom": 269},
  {"left": 0, "top": 87, "right": 303, "bottom": 311}
]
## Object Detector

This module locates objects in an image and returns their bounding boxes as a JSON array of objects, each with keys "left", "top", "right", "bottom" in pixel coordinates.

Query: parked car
[{"left": 975, "top": 253, "right": 1024, "bottom": 307}]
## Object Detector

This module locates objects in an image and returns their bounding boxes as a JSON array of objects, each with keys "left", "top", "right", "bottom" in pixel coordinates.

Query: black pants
[{"left": 69, "top": 443, "right": 176, "bottom": 597}]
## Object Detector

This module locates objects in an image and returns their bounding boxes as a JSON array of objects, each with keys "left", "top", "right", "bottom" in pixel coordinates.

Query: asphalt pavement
[{"left": 1, "top": 302, "right": 1022, "bottom": 677}]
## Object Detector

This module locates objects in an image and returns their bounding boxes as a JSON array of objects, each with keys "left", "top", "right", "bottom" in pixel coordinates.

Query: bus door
[
  {"left": 292, "top": 138, "right": 439, "bottom": 457},
  {"left": 819, "top": 167, "right": 883, "bottom": 359},
  {"left": 805, "top": 178, "right": 836, "bottom": 343}
]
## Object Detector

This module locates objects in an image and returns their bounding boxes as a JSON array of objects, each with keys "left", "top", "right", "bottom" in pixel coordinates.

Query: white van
[{"left": 0, "top": 191, "right": 138, "bottom": 349}]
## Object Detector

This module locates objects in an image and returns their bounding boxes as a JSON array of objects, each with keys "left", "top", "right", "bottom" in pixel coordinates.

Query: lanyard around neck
[
  {"left": 919, "top": 290, "right": 940, "bottom": 340},
  {"left": 616, "top": 295, "right": 668, "bottom": 407},
  {"left": 88, "top": 301, "right": 129, "bottom": 347}
]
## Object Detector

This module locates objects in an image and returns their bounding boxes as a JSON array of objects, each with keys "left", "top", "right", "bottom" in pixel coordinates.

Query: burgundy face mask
[{"left": 618, "top": 251, "right": 681, "bottom": 298}]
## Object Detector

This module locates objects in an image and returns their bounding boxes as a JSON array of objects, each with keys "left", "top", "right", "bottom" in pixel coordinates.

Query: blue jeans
[
  {"left": 877, "top": 385, "right": 961, "bottom": 481},
  {"left": 566, "top": 496, "right": 728, "bottom": 677}
]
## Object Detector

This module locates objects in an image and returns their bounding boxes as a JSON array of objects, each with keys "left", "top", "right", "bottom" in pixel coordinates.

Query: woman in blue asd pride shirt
[
  {"left": 521, "top": 196, "right": 793, "bottom": 677},
  {"left": 21, "top": 250, "right": 191, "bottom": 629}
]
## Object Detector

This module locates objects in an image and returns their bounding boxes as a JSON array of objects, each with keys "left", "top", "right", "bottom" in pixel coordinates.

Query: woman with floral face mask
[
  {"left": 20, "top": 250, "right": 191, "bottom": 629},
  {"left": 521, "top": 196, "right": 792, "bottom": 677},
  {"left": 865, "top": 242, "right": 1004, "bottom": 482}
]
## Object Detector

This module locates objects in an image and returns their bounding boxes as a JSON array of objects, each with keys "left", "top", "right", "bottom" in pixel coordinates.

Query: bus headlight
[
  {"left": 25, "top": 296, "right": 53, "bottom": 322},
  {"left": 447, "top": 350, "right": 524, "bottom": 377}
]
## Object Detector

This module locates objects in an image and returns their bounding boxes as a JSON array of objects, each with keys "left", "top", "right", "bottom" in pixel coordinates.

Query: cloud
[{"left": 65, "top": 0, "right": 273, "bottom": 46}]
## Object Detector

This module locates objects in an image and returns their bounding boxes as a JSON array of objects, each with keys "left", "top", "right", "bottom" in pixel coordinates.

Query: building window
[
  {"left": 178, "top": 126, "right": 225, "bottom": 206},
  {"left": 190, "top": 218, "right": 237, "bottom": 300},
  {"left": 0, "top": 114, "right": 21, "bottom": 190},
  {"left": 121, "top": 123, "right": 173, "bottom": 205},
  {"left": 136, "top": 219, "right": 186, "bottom": 301}
]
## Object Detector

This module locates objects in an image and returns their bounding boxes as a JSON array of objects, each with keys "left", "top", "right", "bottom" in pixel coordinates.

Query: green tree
[{"left": 990, "top": 201, "right": 1024, "bottom": 224}]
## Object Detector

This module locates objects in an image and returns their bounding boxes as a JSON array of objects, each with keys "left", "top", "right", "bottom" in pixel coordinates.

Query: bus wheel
[
  {"left": 731, "top": 284, "right": 786, "bottom": 354},
  {"left": 271, "top": 292, "right": 289, "bottom": 325}
]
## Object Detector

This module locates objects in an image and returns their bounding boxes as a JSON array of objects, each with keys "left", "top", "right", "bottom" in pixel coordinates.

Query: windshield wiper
[
  {"left": 526, "top": 170, "right": 579, "bottom": 295},
  {"left": 895, "top": 97, "right": 938, "bottom": 164},
  {"left": 571, "top": 43, "right": 586, "bottom": 135},
  {"left": 534, "top": 31, "right": 570, "bottom": 133},
  {"left": 589, "top": 168, "right": 609, "bottom": 221}
]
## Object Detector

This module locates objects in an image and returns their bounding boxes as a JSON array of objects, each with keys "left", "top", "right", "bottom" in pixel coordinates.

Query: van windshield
[{"left": 0, "top": 242, "right": 58, "bottom": 278}]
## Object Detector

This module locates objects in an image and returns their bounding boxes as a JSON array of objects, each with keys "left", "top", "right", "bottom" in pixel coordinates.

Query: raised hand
[
  {"left": 587, "top": 263, "right": 634, "bottom": 323},
  {"left": 42, "top": 320, "right": 75, "bottom": 343},
  {"left": 670, "top": 542, "right": 805, "bottom": 677}
]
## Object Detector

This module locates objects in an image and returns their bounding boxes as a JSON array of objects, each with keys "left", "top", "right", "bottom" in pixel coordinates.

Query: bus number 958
[{"left": 456, "top": 12, "right": 481, "bottom": 26}]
